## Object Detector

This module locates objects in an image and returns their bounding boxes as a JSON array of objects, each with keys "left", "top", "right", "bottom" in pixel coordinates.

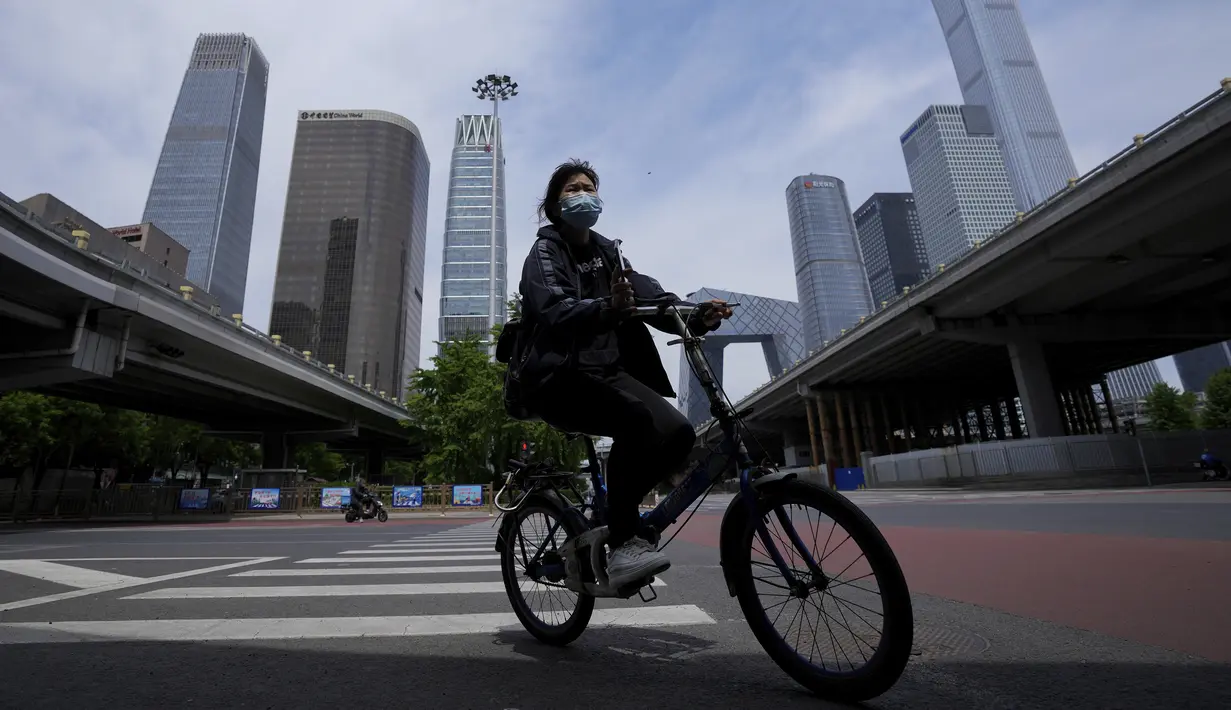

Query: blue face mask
[{"left": 559, "top": 193, "right": 602, "bottom": 229}]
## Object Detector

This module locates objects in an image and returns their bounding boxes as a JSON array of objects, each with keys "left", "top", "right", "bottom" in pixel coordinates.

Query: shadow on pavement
[{"left": 0, "top": 629, "right": 1227, "bottom": 710}]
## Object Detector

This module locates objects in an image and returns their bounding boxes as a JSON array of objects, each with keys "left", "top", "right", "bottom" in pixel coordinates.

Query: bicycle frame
[{"left": 498, "top": 300, "right": 825, "bottom": 597}]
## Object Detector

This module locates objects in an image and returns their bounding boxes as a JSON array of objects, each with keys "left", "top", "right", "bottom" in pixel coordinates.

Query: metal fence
[
  {"left": 0, "top": 483, "right": 496, "bottom": 522},
  {"left": 865, "top": 429, "right": 1231, "bottom": 487}
]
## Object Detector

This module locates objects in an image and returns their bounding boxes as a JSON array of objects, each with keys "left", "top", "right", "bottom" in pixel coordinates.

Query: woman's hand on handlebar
[
  {"left": 701, "top": 299, "right": 734, "bottom": 326},
  {"left": 610, "top": 267, "right": 635, "bottom": 311}
]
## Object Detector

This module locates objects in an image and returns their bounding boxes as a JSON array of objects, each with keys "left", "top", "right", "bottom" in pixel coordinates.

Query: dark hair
[{"left": 537, "top": 159, "right": 599, "bottom": 226}]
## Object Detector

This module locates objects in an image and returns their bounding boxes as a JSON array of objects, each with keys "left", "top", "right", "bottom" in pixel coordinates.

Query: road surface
[{"left": 0, "top": 487, "right": 1228, "bottom": 709}]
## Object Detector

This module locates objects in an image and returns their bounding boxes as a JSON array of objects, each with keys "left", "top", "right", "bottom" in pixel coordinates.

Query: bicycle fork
[{"left": 739, "top": 468, "right": 829, "bottom": 597}]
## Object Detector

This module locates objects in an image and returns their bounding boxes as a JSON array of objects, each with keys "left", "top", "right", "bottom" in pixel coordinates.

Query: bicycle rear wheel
[
  {"left": 728, "top": 478, "right": 913, "bottom": 702},
  {"left": 500, "top": 500, "right": 595, "bottom": 646}
]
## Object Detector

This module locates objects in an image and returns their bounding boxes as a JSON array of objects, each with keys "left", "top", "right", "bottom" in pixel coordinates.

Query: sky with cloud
[{"left": 2, "top": 0, "right": 1227, "bottom": 404}]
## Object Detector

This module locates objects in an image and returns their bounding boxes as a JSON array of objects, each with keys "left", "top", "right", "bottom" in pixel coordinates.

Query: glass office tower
[
  {"left": 1174, "top": 342, "right": 1231, "bottom": 393},
  {"left": 142, "top": 33, "right": 269, "bottom": 317},
  {"left": 932, "top": 0, "right": 1077, "bottom": 211},
  {"left": 1105, "top": 361, "right": 1164, "bottom": 402},
  {"left": 900, "top": 104, "right": 1018, "bottom": 270},
  {"left": 438, "top": 114, "right": 506, "bottom": 349},
  {"left": 269, "top": 110, "right": 430, "bottom": 400},
  {"left": 853, "top": 193, "right": 930, "bottom": 306},
  {"left": 786, "top": 175, "right": 874, "bottom": 351}
]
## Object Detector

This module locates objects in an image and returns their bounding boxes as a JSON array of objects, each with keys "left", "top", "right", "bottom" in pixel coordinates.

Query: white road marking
[
  {"left": 0, "top": 557, "right": 283, "bottom": 612},
  {"left": 369, "top": 542, "right": 491, "bottom": 548},
  {"left": 230, "top": 565, "right": 502, "bottom": 577},
  {"left": 339, "top": 547, "right": 490, "bottom": 554},
  {"left": 0, "top": 605, "right": 716, "bottom": 644},
  {"left": 43, "top": 557, "right": 256, "bottom": 561},
  {"left": 0, "top": 560, "right": 140, "bottom": 588},
  {"left": 296, "top": 555, "right": 499, "bottom": 564},
  {"left": 127, "top": 581, "right": 507, "bottom": 599}
]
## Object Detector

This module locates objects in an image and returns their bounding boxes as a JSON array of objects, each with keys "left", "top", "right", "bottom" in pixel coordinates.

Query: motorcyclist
[
  {"left": 511, "top": 158, "right": 732, "bottom": 589},
  {"left": 1200, "top": 449, "right": 1227, "bottom": 480},
  {"left": 349, "top": 479, "right": 372, "bottom": 519}
]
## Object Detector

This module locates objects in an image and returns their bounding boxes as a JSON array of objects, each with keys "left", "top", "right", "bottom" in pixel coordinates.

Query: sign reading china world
[
  {"left": 452, "top": 484, "right": 484, "bottom": 507},
  {"left": 320, "top": 487, "right": 352, "bottom": 509},
  {"left": 249, "top": 488, "right": 281, "bottom": 510},
  {"left": 392, "top": 486, "right": 423, "bottom": 508},
  {"left": 299, "top": 111, "right": 365, "bottom": 121}
]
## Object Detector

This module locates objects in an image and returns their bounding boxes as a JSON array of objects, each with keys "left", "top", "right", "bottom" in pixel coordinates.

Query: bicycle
[{"left": 493, "top": 297, "right": 914, "bottom": 702}]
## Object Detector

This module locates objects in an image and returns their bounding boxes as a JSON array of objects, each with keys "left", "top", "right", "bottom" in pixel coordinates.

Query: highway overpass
[
  {"left": 0, "top": 193, "right": 419, "bottom": 471},
  {"left": 701, "top": 81, "right": 1231, "bottom": 472}
]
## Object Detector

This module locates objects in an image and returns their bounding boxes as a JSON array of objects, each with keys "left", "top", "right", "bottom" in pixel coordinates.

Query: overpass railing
[
  {"left": 0, "top": 192, "right": 407, "bottom": 409},
  {"left": 865, "top": 429, "right": 1231, "bottom": 488},
  {"left": 727, "top": 78, "right": 1231, "bottom": 415}
]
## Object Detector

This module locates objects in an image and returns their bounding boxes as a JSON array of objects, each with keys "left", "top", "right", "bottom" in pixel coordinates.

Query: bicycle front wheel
[
  {"left": 728, "top": 478, "right": 914, "bottom": 702},
  {"left": 500, "top": 500, "right": 595, "bottom": 646}
]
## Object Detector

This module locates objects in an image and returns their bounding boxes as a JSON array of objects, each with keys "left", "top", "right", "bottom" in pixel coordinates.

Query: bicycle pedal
[{"left": 638, "top": 582, "right": 658, "bottom": 603}]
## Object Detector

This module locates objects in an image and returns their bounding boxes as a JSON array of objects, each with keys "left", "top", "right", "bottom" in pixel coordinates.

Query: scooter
[
  {"left": 1196, "top": 458, "right": 1229, "bottom": 482},
  {"left": 345, "top": 496, "right": 389, "bottom": 523}
]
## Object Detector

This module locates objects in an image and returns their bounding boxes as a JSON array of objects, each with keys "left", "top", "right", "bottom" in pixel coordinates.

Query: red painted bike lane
[{"left": 670, "top": 514, "right": 1231, "bottom": 664}]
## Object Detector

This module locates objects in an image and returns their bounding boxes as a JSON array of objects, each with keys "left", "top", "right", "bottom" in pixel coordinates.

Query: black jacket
[{"left": 515, "top": 225, "right": 716, "bottom": 399}]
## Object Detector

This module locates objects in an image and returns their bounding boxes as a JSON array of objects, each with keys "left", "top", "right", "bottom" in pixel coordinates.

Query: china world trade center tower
[{"left": 142, "top": 33, "right": 269, "bottom": 317}]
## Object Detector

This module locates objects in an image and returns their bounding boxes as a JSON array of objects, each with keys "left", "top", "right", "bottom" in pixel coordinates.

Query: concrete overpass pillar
[
  {"left": 833, "top": 391, "right": 853, "bottom": 468},
  {"left": 976, "top": 405, "right": 990, "bottom": 441},
  {"left": 365, "top": 449, "right": 385, "bottom": 483},
  {"left": 862, "top": 395, "right": 881, "bottom": 456},
  {"left": 1100, "top": 378, "right": 1120, "bottom": 434},
  {"left": 880, "top": 393, "right": 897, "bottom": 454},
  {"left": 815, "top": 395, "right": 838, "bottom": 487},
  {"left": 846, "top": 394, "right": 864, "bottom": 459},
  {"left": 898, "top": 398, "right": 914, "bottom": 451},
  {"left": 1007, "top": 339, "right": 1065, "bottom": 438},
  {"left": 803, "top": 398, "right": 822, "bottom": 472},
  {"left": 261, "top": 432, "right": 289, "bottom": 470}
]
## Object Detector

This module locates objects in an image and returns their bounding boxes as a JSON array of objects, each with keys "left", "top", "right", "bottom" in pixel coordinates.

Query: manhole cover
[{"left": 911, "top": 624, "right": 990, "bottom": 659}]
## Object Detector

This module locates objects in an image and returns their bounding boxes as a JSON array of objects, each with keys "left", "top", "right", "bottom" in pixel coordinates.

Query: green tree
[
  {"left": 404, "top": 333, "right": 507, "bottom": 483},
  {"left": 294, "top": 441, "right": 345, "bottom": 480},
  {"left": 193, "top": 436, "right": 258, "bottom": 482},
  {"left": 1200, "top": 368, "right": 1231, "bottom": 430},
  {"left": 144, "top": 415, "right": 202, "bottom": 479},
  {"left": 1143, "top": 381, "right": 1197, "bottom": 431},
  {"left": 0, "top": 391, "right": 59, "bottom": 473}
]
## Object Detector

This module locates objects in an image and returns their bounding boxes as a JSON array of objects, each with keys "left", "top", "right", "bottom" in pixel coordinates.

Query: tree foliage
[
  {"left": 1142, "top": 382, "right": 1197, "bottom": 432},
  {"left": 0, "top": 392, "right": 258, "bottom": 487},
  {"left": 294, "top": 442, "right": 346, "bottom": 480},
  {"left": 1200, "top": 367, "right": 1231, "bottom": 430},
  {"left": 401, "top": 307, "right": 587, "bottom": 484}
]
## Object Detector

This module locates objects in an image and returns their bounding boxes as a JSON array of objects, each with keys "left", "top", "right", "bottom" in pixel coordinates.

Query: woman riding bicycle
[{"left": 513, "top": 158, "right": 732, "bottom": 589}]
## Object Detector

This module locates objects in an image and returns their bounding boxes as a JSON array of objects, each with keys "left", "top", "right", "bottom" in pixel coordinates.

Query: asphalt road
[{"left": 0, "top": 487, "right": 1228, "bottom": 709}]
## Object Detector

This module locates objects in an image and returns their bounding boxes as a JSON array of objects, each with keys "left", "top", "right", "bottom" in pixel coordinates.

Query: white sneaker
[{"left": 606, "top": 537, "right": 670, "bottom": 588}]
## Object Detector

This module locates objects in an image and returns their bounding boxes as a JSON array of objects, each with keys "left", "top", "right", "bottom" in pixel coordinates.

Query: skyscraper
[
  {"left": 676, "top": 287, "right": 806, "bottom": 426},
  {"left": 901, "top": 104, "right": 1018, "bottom": 270},
  {"left": 1173, "top": 342, "right": 1231, "bottom": 393},
  {"left": 853, "top": 193, "right": 930, "bottom": 306},
  {"left": 269, "top": 110, "right": 430, "bottom": 400},
  {"left": 786, "top": 176, "right": 874, "bottom": 352},
  {"left": 142, "top": 33, "right": 269, "bottom": 317},
  {"left": 438, "top": 114, "right": 506, "bottom": 347},
  {"left": 1105, "top": 361, "right": 1164, "bottom": 402},
  {"left": 932, "top": 0, "right": 1077, "bottom": 211}
]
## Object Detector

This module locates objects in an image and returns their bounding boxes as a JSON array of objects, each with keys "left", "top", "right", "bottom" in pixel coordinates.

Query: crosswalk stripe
[
  {"left": 0, "top": 560, "right": 141, "bottom": 589},
  {"left": 369, "top": 542, "right": 490, "bottom": 548},
  {"left": 296, "top": 555, "right": 498, "bottom": 564},
  {"left": 339, "top": 547, "right": 490, "bottom": 555},
  {"left": 230, "top": 565, "right": 502, "bottom": 577},
  {"left": 0, "top": 605, "right": 716, "bottom": 644}
]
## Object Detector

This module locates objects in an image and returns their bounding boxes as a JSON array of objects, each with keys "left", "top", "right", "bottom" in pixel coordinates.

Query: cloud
[{"left": 0, "top": 0, "right": 1222, "bottom": 407}]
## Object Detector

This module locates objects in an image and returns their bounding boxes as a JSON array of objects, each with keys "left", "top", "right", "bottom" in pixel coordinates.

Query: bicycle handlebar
[{"left": 624, "top": 299, "right": 740, "bottom": 318}]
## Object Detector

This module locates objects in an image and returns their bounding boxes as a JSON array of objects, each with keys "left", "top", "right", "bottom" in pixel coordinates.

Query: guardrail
[
  {"left": 0, "top": 192, "right": 408, "bottom": 409},
  {"left": 0, "top": 483, "right": 498, "bottom": 522}
]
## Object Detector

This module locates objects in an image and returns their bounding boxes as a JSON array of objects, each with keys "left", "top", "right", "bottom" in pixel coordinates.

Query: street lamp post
[{"left": 472, "top": 74, "right": 518, "bottom": 346}]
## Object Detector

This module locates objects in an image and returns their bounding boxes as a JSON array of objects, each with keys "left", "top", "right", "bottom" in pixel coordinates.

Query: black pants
[{"left": 531, "top": 368, "right": 696, "bottom": 548}]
